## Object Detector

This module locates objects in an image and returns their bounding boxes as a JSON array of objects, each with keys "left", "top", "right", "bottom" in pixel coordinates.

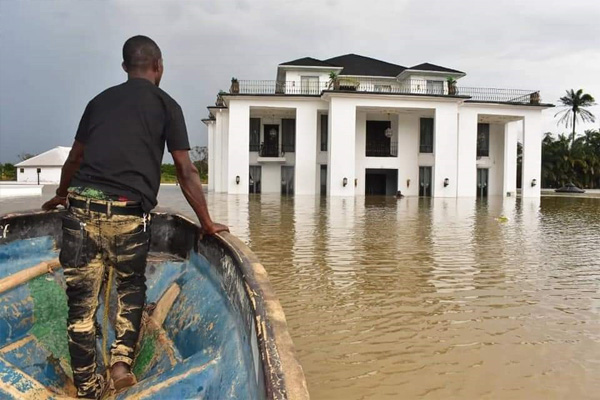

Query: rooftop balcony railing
[{"left": 228, "top": 79, "right": 541, "bottom": 105}]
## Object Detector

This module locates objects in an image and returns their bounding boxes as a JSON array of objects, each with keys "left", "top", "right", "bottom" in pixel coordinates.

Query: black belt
[{"left": 69, "top": 198, "right": 144, "bottom": 217}]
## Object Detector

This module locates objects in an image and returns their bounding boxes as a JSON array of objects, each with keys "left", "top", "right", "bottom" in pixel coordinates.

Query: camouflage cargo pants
[{"left": 59, "top": 197, "right": 151, "bottom": 398}]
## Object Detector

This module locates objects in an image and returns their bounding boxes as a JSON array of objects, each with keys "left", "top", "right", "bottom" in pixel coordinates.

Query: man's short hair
[{"left": 122, "top": 35, "right": 162, "bottom": 71}]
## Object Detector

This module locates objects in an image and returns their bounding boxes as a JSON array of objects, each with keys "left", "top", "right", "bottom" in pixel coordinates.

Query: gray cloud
[{"left": 1, "top": 0, "right": 599, "bottom": 163}]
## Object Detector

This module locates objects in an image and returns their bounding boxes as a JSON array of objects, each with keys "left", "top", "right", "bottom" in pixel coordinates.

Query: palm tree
[{"left": 555, "top": 89, "right": 596, "bottom": 146}]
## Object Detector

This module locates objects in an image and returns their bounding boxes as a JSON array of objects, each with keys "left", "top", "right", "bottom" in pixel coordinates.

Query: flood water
[{"left": 2, "top": 186, "right": 600, "bottom": 399}]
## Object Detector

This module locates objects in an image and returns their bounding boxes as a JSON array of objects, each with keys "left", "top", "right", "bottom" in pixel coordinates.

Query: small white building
[
  {"left": 15, "top": 146, "right": 70, "bottom": 184},
  {"left": 204, "top": 54, "right": 552, "bottom": 198}
]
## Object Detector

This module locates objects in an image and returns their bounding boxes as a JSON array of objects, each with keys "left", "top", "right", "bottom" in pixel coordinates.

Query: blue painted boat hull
[{"left": 0, "top": 211, "right": 308, "bottom": 399}]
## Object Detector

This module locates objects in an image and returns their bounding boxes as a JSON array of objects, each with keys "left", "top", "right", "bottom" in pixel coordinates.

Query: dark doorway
[
  {"left": 281, "top": 166, "right": 294, "bottom": 195},
  {"left": 262, "top": 124, "right": 279, "bottom": 157},
  {"left": 320, "top": 165, "right": 327, "bottom": 195},
  {"left": 365, "top": 169, "right": 398, "bottom": 195},
  {"left": 477, "top": 168, "right": 489, "bottom": 198},
  {"left": 419, "top": 166, "right": 432, "bottom": 197},
  {"left": 249, "top": 166, "right": 261, "bottom": 194},
  {"left": 366, "top": 121, "right": 392, "bottom": 157}
]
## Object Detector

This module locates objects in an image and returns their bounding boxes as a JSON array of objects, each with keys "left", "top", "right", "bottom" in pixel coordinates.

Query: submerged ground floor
[{"left": 206, "top": 95, "right": 550, "bottom": 198}]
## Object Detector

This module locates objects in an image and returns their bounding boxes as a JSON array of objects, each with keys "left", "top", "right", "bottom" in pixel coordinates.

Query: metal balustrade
[
  {"left": 366, "top": 141, "right": 398, "bottom": 157},
  {"left": 228, "top": 80, "right": 541, "bottom": 105},
  {"left": 259, "top": 143, "right": 283, "bottom": 158}
]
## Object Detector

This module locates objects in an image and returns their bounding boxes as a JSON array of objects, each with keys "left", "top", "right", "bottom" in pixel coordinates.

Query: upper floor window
[
  {"left": 477, "top": 123, "right": 490, "bottom": 157},
  {"left": 419, "top": 118, "right": 434, "bottom": 153},
  {"left": 249, "top": 118, "right": 260, "bottom": 151},
  {"left": 320, "top": 114, "right": 328, "bottom": 151},
  {"left": 282, "top": 119, "right": 296, "bottom": 152},
  {"left": 374, "top": 84, "right": 392, "bottom": 93},
  {"left": 426, "top": 80, "right": 443, "bottom": 95},
  {"left": 20, "top": 168, "right": 24, "bottom": 173},
  {"left": 301, "top": 76, "right": 319, "bottom": 95}
]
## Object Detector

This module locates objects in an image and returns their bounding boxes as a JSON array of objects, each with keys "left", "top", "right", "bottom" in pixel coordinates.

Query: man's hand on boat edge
[
  {"left": 42, "top": 195, "right": 68, "bottom": 211},
  {"left": 202, "top": 222, "right": 229, "bottom": 236}
]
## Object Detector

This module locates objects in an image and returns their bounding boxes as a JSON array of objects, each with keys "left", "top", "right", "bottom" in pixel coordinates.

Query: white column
[
  {"left": 354, "top": 111, "right": 367, "bottom": 195},
  {"left": 433, "top": 103, "right": 459, "bottom": 197},
  {"left": 503, "top": 121, "right": 519, "bottom": 197},
  {"left": 398, "top": 114, "right": 420, "bottom": 196},
  {"left": 327, "top": 97, "right": 356, "bottom": 196},
  {"left": 207, "top": 121, "right": 215, "bottom": 191},
  {"left": 295, "top": 104, "right": 318, "bottom": 195},
  {"left": 521, "top": 113, "right": 542, "bottom": 198},
  {"left": 456, "top": 107, "right": 477, "bottom": 197},
  {"left": 220, "top": 110, "right": 230, "bottom": 192},
  {"left": 227, "top": 102, "right": 249, "bottom": 194},
  {"left": 213, "top": 113, "right": 223, "bottom": 193}
]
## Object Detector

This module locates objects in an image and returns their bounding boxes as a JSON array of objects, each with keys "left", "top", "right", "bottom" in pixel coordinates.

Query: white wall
[
  {"left": 261, "top": 164, "right": 281, "bottom": 193},
  {"left": 217, "top": 94, "right": 546, "bottom": 198},
  {"left": 456, "top": 108, "right": 478, "bottom": 197},
  {"left": 213, "top": 111, "right": 224, "bottom": 192},
  {"left": 521, "top": 113, "right": 542, "bottom": 197},
  {"left": 295, "top": 103, "right": 319, "bottom": 195},
  {"left": 207, "top": 122, "right": 215, "bottom": 191},
  {"left": 17, "top": 166, "right": 61, "bottom": 183},
  {"left": 226, "top": 104, "right": 248, "bottom": 194},
  {"left": 433, "top": 103, "right": 459, "bottom": 197},
  {"left": 398, "top": 114, "right": 421, "bottom": 196},
  {"left": 503, "top": 121, "right": 519, "bottom": 196},
  {"left": 328, "top": 97, "right": 356, "bottom": 196}
]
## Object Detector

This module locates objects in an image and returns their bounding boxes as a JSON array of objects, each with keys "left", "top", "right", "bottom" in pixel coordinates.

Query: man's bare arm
[
  {"left": 172, "top": 150, "right": 228, "bottom": 235},
  {"left": 42, "top": 140, "right": 85, "bottom": 210}
]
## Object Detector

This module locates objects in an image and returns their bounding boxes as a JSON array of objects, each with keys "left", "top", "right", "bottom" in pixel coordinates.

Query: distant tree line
[
  {"left": 160, "top": 146, "right": 208, "bottom": 184},
  {"left": 0, "top": 153, "right": 35, "bottom": 181},
  {"left": 541, "top": 129, "right": 600, "bottom": 188},
  {"left": 0, "top": 163, "right": 16, "bottom": 181},
  {"left": 542, "top": 88, "right": 598, "bottom": 189}
]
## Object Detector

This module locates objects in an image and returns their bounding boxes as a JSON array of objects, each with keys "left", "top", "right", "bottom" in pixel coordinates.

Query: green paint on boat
[
  {"left": 29, "top": 276, "right": 71, "bottom": 372},
  {"left": 133, "top": 330, "right": 158, "bottom": 378}
]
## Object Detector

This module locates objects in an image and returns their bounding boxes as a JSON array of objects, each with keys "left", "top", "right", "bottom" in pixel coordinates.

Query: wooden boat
[{"left": 0, "top": 210, "right": 308, "bottom": 399}]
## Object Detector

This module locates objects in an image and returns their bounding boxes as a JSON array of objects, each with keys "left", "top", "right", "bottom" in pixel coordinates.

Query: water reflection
[{"left": 2, "top": 187, "right": 599, "bottom": 399}]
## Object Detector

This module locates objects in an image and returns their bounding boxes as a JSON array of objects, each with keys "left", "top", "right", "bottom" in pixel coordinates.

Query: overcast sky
[{"left": 1, "top": 0, "right": 599, "bottom": 163}]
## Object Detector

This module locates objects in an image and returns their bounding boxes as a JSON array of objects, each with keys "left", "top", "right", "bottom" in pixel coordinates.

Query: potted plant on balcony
[
  {"left": 447, "top": 77, "right": 457, "bottom": 95},
  {"left": 216, "top": 90, "right": 226, "bottom": 106},
  {"left": 328, "top": 72, "right": 340, "bottom": 90},
  {"left": 230, "top": 77, "right": 240, "bottom": 94},
  {"left": 529, "top": 91, "right": 540, "bottom": 105}
]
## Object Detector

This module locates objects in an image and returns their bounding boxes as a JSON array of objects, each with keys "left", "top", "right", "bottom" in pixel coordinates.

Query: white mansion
[{"left": 203, "top": 54, "right": 552, "bottom": 198}]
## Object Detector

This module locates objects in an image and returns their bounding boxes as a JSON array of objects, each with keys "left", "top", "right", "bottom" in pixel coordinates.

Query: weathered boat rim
[{"left": 0, "top": 209, "right": 309, "bottom": 400}]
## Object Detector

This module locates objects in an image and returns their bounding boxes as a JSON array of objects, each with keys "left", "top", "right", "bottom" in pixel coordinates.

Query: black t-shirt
[{"left": 71, "top": 78, "right": 190, "bottom": 212}]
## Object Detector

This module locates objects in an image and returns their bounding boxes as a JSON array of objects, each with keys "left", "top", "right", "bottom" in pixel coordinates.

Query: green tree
[
  {"left": 160, "top": 164, "right": 177, "bottom": 183},
  {"left": 555, "top": 89, "right": 596, "bottom": 146},
  {"left": 190, "top": 146, "right": 208, "bottom": 182},
  {"left": 0, "top": 163, "right": 16, "bottom": 181},
  {"left": 540, "top": 129, "right": 600, "bottom": 189}
]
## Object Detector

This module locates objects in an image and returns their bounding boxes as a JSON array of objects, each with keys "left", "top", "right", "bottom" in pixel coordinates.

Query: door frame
[
  {"left": 419, "top": 166, "right": 432, "bottom": 197},
  {"left": 477, "top": 168, "right": 489, "bottom": 198},
  {"left": 262, "top": 124, "right": 280, "bottom": 157}
]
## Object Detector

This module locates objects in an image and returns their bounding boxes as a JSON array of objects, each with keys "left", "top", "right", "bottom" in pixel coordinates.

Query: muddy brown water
[{"left": 2, "top": 185, "right": 600, "bottom": 399}]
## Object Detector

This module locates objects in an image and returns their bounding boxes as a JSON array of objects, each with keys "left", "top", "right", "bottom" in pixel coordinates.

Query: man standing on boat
[{"left": 42, "top": 35, "right": 228, "bottom": 398}]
